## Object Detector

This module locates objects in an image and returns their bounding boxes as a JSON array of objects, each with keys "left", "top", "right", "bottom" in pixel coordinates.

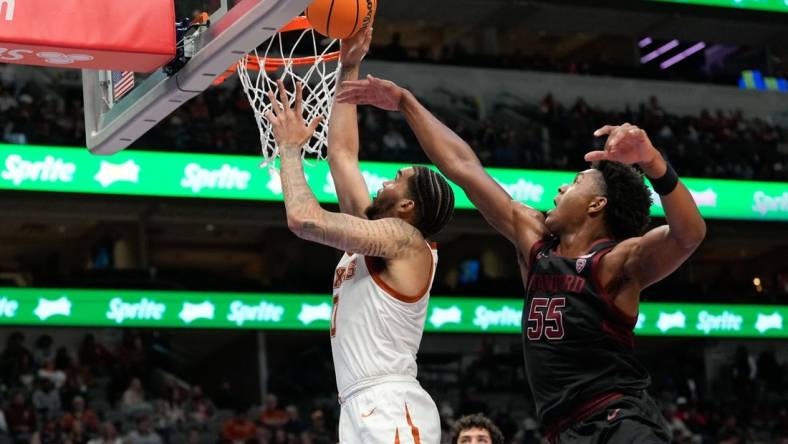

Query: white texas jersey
[{"left": 330, "top": 245, "right": 438, "bottom": 398}]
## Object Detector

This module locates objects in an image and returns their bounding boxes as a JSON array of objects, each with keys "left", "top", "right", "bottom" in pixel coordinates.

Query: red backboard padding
[{"left": 0, "top": 0, "right": 175, "bottom": 72}]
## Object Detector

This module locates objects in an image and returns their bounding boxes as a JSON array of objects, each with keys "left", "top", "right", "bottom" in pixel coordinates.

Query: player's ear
[
  {"left": 588, "top": 196, "right": 607, "bottom": 215},
  {"left": 398, "top": 198, "right": 415, "bottom": 214}
]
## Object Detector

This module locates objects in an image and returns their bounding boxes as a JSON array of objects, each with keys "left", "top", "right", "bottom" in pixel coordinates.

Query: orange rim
[{"left": 212, "top": 16, "right": 339, "bottom": 85}]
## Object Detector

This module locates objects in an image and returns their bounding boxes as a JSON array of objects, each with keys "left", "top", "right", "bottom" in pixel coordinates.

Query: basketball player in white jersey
[{"left": 263, "top": 27, "right": 455, "bottom": 444}]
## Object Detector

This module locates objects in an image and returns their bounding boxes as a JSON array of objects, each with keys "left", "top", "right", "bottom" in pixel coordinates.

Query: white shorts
[{"left": 338, "top": 379, "right": 440, "bottom": 444}]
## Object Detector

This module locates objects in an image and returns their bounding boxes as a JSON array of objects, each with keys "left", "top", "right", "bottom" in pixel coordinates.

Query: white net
[{"left": 236, "top": 20, "right": 340, "bottom": 166}]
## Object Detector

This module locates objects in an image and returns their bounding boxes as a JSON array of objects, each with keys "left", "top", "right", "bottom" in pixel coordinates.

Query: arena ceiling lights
[{"left": 639, "top": 37, "right": 708, "bottom": 69}]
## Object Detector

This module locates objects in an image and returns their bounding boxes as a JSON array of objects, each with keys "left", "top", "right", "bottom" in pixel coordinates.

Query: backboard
[{"left": 82, "top": 0, "right": 313, "bottom": 155}]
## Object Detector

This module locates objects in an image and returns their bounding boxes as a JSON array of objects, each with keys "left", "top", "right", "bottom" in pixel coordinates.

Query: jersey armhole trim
[
  {"left": 364, "top": 246, "right": 436, "bottom": 304},
  {"left": 527, "top": 239, "right": 547, "bottom": 270}
]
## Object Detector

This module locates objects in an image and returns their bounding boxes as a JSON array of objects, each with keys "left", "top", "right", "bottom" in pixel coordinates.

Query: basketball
[{"left": 306, "top": 0, "right": 377, "bottom": 40}]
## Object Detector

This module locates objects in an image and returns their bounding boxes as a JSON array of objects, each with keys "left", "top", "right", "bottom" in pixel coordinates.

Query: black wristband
[{"left": 647, "top": 163, "right": 679, "bottom": 196}]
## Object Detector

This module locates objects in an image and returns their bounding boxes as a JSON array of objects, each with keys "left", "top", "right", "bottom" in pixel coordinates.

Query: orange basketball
[{"left": 306, "top": 0, "right": 377, "bottom": 40}]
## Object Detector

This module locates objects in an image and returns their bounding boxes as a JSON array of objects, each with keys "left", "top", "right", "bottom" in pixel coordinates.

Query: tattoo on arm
[{"left": 280, "top": 146, "right": 421, "bottom": 258}]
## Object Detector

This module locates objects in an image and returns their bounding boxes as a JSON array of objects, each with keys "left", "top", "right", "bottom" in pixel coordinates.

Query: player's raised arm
[
  {"left": 327, "top": 27, "right": 374, "bottom": 218},
  {"left": 266, "top": 80, "right": 425, "bottom": 259},
  {"left": 337, "top": 75, "right": 544, "bottom": 246},
  {"left": 588, "top": 124, "right": 707, "bottom": 290}
]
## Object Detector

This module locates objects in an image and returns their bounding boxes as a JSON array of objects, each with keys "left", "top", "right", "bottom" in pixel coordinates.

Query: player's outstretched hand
[
  {"left": 340, "top": 24, "right": 373, "bottom": 68},
  {"left": 336, "top": 75, "right": 403, "bottom": 111},
  {"left": 585, "top": 123, "right": 661, "bottom": 166},
  {"left": 264, "top": 79, "right": 322, "bottom": 151}
]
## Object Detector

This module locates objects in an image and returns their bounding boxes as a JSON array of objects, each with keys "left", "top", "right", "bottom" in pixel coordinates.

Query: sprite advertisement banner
[
  {"left": 0, "top": 288, "right": 784, "bottom": 338},
  {"left": 650, "top": 0, "right": 788, "bottom": 13},
  {"left": 0, "top": 144, "right": 787, "bottom": 221}
]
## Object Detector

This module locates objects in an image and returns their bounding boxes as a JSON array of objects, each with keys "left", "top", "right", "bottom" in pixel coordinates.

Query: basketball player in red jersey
[
  {"left": 262, "top": 29, "right": 454, "bottom": 444},
  {"left": 338, "top": 76, "right": 706, "bottom": 443}
]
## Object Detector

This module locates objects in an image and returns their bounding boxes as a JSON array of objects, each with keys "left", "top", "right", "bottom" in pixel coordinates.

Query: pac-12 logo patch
[{"left": 575, "top": 258, "right": 587, "bottom": 273}]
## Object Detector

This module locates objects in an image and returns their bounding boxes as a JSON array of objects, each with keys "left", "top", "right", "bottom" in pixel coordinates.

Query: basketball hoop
[{"left": 215, "top": 16, "right": 340, "bottom": 165}]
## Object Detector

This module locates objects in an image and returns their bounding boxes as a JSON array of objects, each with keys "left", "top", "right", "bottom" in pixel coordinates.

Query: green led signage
[
  {"left": 0, "top": 288, "right": 784, "bottom": 338},
  {"left": 1, "top": 144, "right": 787, "bottom": 221},
  {"left": 650, "top": 0, "right": 788, "bottom": 13}
]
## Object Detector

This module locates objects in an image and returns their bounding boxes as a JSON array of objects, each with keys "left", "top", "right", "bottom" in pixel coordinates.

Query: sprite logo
[
  {"left": 690, "top": 188, "right": 718, "bottom": 207},
  {"left": 180, "top": 163, "right": 251, "bottom": 193},
  {"left": 297, "top": 303, "right": 331, "bottom": 325},
  {"left": 267, "top": 168, "right": 308, "bottom": 196},
  {"left": 752, "top": 191, "right": 788, "bottom": 216},
  {"left": 430, "top": 306, "right": 462, "bottom": 328},
  {"left": 94, "top": 160, "right": 140, "bottom": 188},
  {"left": 322, "top": 170, "right": 389, "bottom": 197},
  {"left": 635, "top": 313, "right": 646, "bottom": 330},
  {"left": 1, "top": 154, "right": 76, "bottom": 185},
  {"left": 657, "top": 311, "right": 686, "bottom": 332},
  {"left": 696, "top": 310, "right": 742, "bottom": 334},
  {"left": 473, "top": 305, "right": 521, "bottom": 331},
  {"left": 755, "top": 312, "right": 782, "bottom": 333},
  {"left": 34, "top": 296, "right": 71, "bottom": 321},
  {"left": 0, "top": 296, "right": 19, "bottom": 317},
  {"left": 496, "top": 179, "right": 543, "bottom": 203},
  {"left": 106, "top": 297, "right": 165, "bottom": 324},
  {"left": 179, "top": 301, "right": 215, "bottom": 324},
  {"left": 227, "top": 300, "right": 285, "bottom": 326}
]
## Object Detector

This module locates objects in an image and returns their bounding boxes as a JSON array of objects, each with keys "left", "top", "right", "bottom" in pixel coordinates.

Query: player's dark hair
[
  {"left": 451, "top": 414, "right": 504, "bottom": 444},
  {"left": 592, "top": 160, "right": 653, "bottom": 240},
  {"left": 407, "top": 166, "right": 455, "bottom": 238}
]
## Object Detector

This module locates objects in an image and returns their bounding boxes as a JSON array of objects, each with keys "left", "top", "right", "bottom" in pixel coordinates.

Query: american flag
[{"left": 111, "top": 71, "right": 135, "bottom": 101}]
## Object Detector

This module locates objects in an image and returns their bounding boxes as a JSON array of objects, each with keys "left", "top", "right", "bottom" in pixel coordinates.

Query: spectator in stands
[
  {"left": 61, "top": 396, "right": 100, "bottom": 435},
  {"left": 54, "top": 346, "right": 74, "bottom": 371},
  {"left": 1, "top": 332, "right": 33, "bottom": 387},
  {"left": 125, "top": 414, "right": 163, "bottom": 444},
  {"left": 37, "top": 418, "right": 60, "bottom": 444},
  {"left": 450, "top": 413, "right": 505, "bottom": 444},
  {"left": 183, "top": 428, "right": 201, "bottom": 444},
  {"left": 87, "top": 421, "right": 122, "bottom": 444},
  {"left": 5, "top": 391, "right": 37, "bottom": 443},
  {"left": 221, "top": 408, "right": 256, "bottom": 443},
  {"left": 184, "top": 385, "right": 214, "bottom": 424},
  {"left": 38, "top": 359, "right": 67, "bottom": 389},
  {"left": 153, "top": 398, "right": 183, "bottom": 440},
  {"left": 272, "top": 428, "right": 288, "bottom": 444},
  {"left": 32, "top": 335, "right": 55, "bottom": 367},
  {"left": 283, "top": 404, "right": 307, "bottom": 438},
  {"left": 60, "top": 371, "right": 89, "bottom": 411},
  {"left": 78, "top": 334, "right": 111, "bottom": 378},
  {"left": 252, "top": 426, "right": 272, "bottom": 443},
  {"left": 259, "top": 394, "right": 287, "bottom": 428},
  {"left": 32, "top": 379, "right": 61, "bottom": 420},
  {"left": 122, "top": 378, "right": 149, "bottom": 414},
  {"left": 117, "top": 332, "right": 148, "bottom": 379},
  {"left": 305, "top": 408, "right": 333, "bottom": 444},
  {"left": 67, "top": 420, "right": 90, "bottom": 444}
]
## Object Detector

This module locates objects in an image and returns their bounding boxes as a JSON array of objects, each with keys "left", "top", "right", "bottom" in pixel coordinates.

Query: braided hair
[{"left": 407, "top": 166, "right": 455, "bottom": 238}]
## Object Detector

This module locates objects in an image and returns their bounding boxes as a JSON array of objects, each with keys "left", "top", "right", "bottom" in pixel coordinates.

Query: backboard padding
[{"left": 83, "top": 0, "right": 313, "bottom": 155}]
